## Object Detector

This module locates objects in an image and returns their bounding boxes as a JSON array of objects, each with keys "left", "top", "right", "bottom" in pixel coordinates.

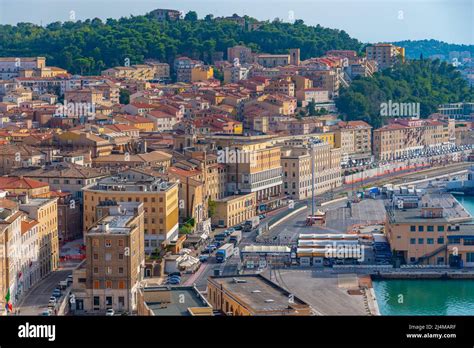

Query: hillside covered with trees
[
  {"left": 391, "top": 39, "right": 474, "bottom": 60},
  {"left": 335, "top": 59, "right": 473, "bottom": 128},
  {"left": 0, "top": 11, "right": 361, "bottom": 75}
]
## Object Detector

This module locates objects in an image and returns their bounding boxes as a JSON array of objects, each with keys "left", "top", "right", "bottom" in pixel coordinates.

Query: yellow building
[
  {"left": 211, "top": 192, "right": 256, "bottom": 228},
  {"left": 54, "top": 130, "right": 113, "bottom": 158},
  {"left": 386, "top": 194, "right": 474, "bottom": 266},
  {"left": 191, "top": 66, "right": 214, "bottom": 82},
  {"left": 0, "top": 177, "right": 50, "bottom": 198},
  {"left": 366, "top": 43, "right": 405, "bottom": 70},
  {"left": 20, "top": 197, "right": 59, "bottom": 277},
  {"left": 115, "top": 115, "right": 156, "bottom": 133},
  {"left": 82, "top": 172, "right": 179, "bottom": 253}
]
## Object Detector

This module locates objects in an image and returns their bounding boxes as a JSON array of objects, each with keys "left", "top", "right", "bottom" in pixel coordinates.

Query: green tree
[
  {"left": 184, "top": 11, "right": 198, "bottom": 21},
  {"left": 119, "top": 89, "right": 130, "bottom": 104},
  {"left": 208, "top": 199, "right": 217, "bottom": 218}
]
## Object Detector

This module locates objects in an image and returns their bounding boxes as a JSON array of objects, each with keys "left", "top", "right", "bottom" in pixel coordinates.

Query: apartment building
[
  {"left": 72, "top": 201, "right": 145, "bottom": 313},
  {"left": 295, "top": 88, "right": 329, "bottom": 104},
  {"left": 82, "top": 173, "right": 179, "bottom": 252},
  {"left": 174, "top": 57, "right": 203, "bottom": 83},
  {"left": 207, "top": 274, "right": 311, "bottom": 316},
  {"left": 0, "top": 144, "right": 45, "bottom": 175},
  {"left": 335, "top": 121, "right": 372, "bottom": 163},
  {"left": 54, "top": 130, "right": 114, "bottom": 158},
  {"left": 372, "top": 118, "right": 454, "bottom": 161},
  {"left": 385, "top": 193, "right": 474, "bottom": 266},
  {"left": 191, "top": 66, "right": 214, "bottom": 82},
  {"left": 223, "top": 65, "right": 251, "bottom": 84},
  {"left": 256, "top": 54, "right": 291, "bottom": 68},
  {"left": 168, "top": 166, "right": 206, "bottom": 225},
  {"left": 366, "top": 43, "right": 405, "bottom": 70},
  {"left": 0, "top": 57, "right": 46, "bottom": 79},
  {"left": 303, "top": 69, "right": 340, "bottom": 98},
  {"left": 281, "top": 147, "right": 311, "bottom": 200},
  {"left": 265, "top": 77, "right": 295, "bottom": 97},
  {"left": 212, "top": 135, "right": 283, "bottom": 211},
  {"left": 148, "top": 8, "right": 182, "bottom": 22},
  {"left": 0, "top": 195, "right": 42, "bottom": 312},
  {"left": 19, "top": 196, "right": 59, "bottom": 278},
  {"left": 51, "top": 191, "right": 82, "bottom": 245},
  {"left": 102, "top": 62, "right": 170, "bottom": 81},
  {"left": 211, "top": 192, "right": 256, "bottom": 228},
  {"left": 227, "top": 45, "right": 253, "bottom": 64},
  {"left": 281, "top": 138, "right": 341, "bottom": 197},
  {"left": 12, "top": 162, "right": 108, "bottom": 202},
  {"left": 0, "top": 177, "right": 50, "bottom": 198}
]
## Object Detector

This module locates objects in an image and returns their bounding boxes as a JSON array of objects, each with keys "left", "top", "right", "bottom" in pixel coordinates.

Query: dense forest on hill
[
  {"left": 335, "top": 59, "right": 473, "bottom": 128},
  {"left": 391, "top": 39, "right": 474, "bottom": 60},
  {"left": 0, "top": 11, "right": 361, "bottom": 74}
]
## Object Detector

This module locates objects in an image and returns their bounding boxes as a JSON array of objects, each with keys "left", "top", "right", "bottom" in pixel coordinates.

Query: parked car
[
  {"left": 167, "top": 278, "right": 180, "bottom": 285},
  {"left": 199, "top": 255, "right": 209, "bottom": 262},
  {"left": 59, "top": 280, "right": 68, "bottom": 290},
  {"left": 168, "top": 272, "right": 181, "bottom": 277},
  {"left": 106, "top": 309, "right": 115, "bottom": 316},
  {"left": 41, "top": 309, "right": 52, "bottom": 316},
  {"left": 67, "top": 275, "right": 73, "bottom": 285},
  {"left": 259, "top": 214, "right": 266, "bottom": 219},
  {"left": 234, "top": 225, "right": 243, "bottom": 231},
  {"left": 52, "top": 289, "right": 61, "bottom": 299}
]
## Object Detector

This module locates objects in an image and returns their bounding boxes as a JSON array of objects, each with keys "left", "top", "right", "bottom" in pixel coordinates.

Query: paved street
[{"left": 16, "top": 268, "right": 73, "bottom": 315}]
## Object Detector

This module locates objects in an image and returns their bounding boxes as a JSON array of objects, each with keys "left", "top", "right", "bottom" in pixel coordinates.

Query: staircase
[{"left": 416, "top": 244, "right": 447, "bottom": 264}]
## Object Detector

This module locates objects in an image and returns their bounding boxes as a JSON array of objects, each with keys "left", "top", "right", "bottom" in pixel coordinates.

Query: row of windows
[
  {"left": 92, "top": 238, "right": 125, "bottom": 247},
  {"left": 93, "top": 266, "right": 125, "bottom": 274},
  {"left": 88, "top": 195, "right": 164, "bottom": 203},
  {"left": 93, "top": 295, "right": 125, "bottom": 307},
  {"left": 410, "top": 225, "right": 444, "bottom": 232},
  {"left": 93, "top": 280, "right": 127, "bottom": 289},
  {"left": 410, "top": 237, "right": 444, "bottom": 245}
]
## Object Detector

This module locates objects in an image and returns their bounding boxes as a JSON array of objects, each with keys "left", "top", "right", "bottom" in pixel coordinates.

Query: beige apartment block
[
  {"left": 19, "top": 196, "right": 59, "bottom": 278},
  {"left": 366, "top": 43, "right": 405, "bottom": 70},
  {"left": 82, "top": 172, "right": 179, "bottom": 253},
  {"left": 211, "top": 192, "right": 256, "bottom": 228},
  {"left": 72, "top": 201, "right": 145, "bottom": 314},
  {"left": 373, "top": 118, "right": 453, "bottom": 161}
]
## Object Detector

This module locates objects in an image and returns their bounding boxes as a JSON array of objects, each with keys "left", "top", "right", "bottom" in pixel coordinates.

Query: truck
[
  {"left": 216, "top": 243, "right": 234, "bottom": 263},
  {"left": 229, "top": 230, "right": 242, "bottom": 246},
  {"left": 214, "top": 233, "right": 227, "bottom": 242},
  {"left": 243, "top": 216, "right": 260, "bottom": 232}
]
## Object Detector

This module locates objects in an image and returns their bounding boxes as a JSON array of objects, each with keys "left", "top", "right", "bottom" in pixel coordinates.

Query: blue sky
[{"left": 0, "top": 0, "right": 472, "bottom": 44}]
